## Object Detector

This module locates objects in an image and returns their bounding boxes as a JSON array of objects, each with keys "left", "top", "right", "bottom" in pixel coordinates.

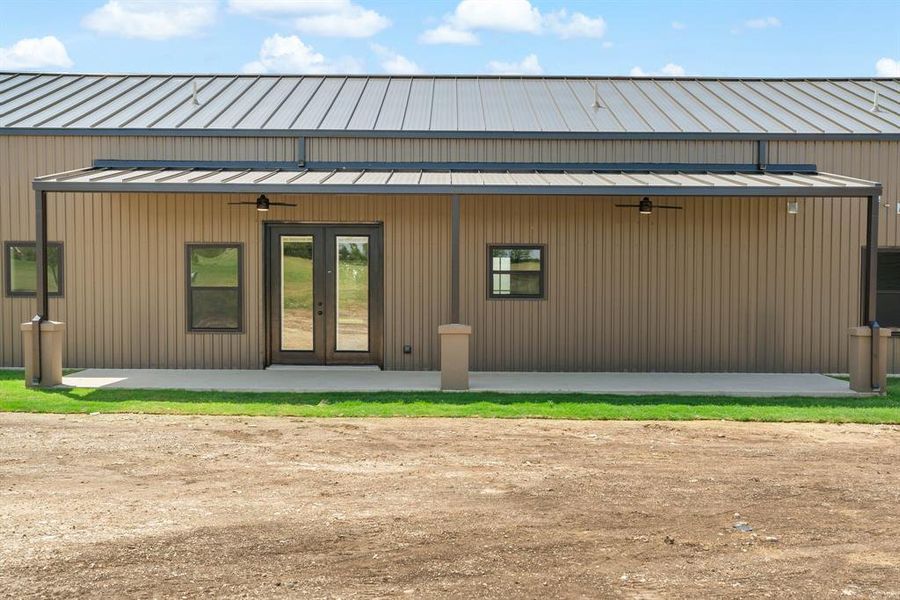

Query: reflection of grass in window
[
  {"left": 282, "top": 255, "right": 313, "bottom": 309},
  {"left": 511, "top": 259, "right": 541, "bottom": 271},
  {"left": 10, "top": 247, "right": 61, "bottom": 293},
  {"left": 190, "top": 248, "right": 237, "bottom": 287}
]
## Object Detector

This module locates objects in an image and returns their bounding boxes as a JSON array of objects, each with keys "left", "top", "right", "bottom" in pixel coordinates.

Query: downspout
[
  {"left": 450, "top": 195, "right": 461, "bottom": 323},
  {"left": 865, "top": 194, "right": 881, "bottom": 392},
  {"left": 756, "top": 140, "right": 768, "bottom": 172},
  {"left": 32, "top": 189, "right": 49, "bottom": 386}
]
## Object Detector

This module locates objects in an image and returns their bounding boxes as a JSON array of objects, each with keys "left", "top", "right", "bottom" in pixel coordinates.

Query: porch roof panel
[{"left": 33, "top": 166, "right": 882, "bottom": 197}]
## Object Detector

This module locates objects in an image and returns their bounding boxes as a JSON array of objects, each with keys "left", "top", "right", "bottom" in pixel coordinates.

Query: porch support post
[
  {"left": 450, "top": 194, "right": 460, "bottom": 323},
  {"left": 865, "top": 194, "right": 881, "bottom": 392},
  {"left": 32, "top": 189, "right": 48, "bottom": 386}
]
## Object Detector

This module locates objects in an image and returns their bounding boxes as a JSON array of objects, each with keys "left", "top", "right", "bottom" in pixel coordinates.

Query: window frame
[
  {"left": 486, "top": 243, "right": 546, "bottom": 300},
  {"left": 4, "top": 241, "right": 65, "bottom": 298},
  {"left": 868, "top": 247, "right": 900, "bottom": 332},
  {"left": 185, "top": 242, "right": 244, "bottom": 333}
]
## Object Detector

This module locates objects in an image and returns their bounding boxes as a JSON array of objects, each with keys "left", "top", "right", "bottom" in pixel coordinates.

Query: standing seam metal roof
[
  {"left": 32, "top": 166, "right": 882, "bottom": 197},
  {"left": 1, "top": 73, "right": 898, "bottom": 136}
]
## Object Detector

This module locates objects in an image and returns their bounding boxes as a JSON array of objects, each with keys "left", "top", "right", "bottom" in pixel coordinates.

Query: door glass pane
[
  {"left": 335, "top": 236, "right": 369, "bottom": 351},
  {"left": 281, "top": 236, "right": 314, "bottom": 351}
]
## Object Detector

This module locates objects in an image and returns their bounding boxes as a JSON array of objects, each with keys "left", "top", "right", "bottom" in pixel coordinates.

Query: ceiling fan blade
[
  {"left": 228, "top": 201, "right": 255, "bottom": 205},
  {"left": 656, "top": 205, "right": 683, "bottom": 210},
  {"left": 615, "top": 204, "right": 640, "bottom": 208},
  {"left": 270, "top": 201, "right": 297, "bottom": 207}
]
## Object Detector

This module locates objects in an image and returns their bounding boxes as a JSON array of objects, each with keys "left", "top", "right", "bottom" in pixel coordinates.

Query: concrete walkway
[{"left": 61, "top": 368, "right": 863, "bottom": 397}]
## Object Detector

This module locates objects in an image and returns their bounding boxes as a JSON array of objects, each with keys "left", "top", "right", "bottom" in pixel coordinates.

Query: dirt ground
[{"left": 1, "top": 414, "right": 899, "bottom": 599}]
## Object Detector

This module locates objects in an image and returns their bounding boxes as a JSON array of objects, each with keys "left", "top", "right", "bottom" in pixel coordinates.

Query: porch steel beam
[
  {"left": 865, "top": 194, "right": 881, "bottom": 392},
  {"left": 450, "top": 195, "right": 460, "bottom": 324},
  {"left": 32, "top": 190, "right": 48, "bottom": 386}
]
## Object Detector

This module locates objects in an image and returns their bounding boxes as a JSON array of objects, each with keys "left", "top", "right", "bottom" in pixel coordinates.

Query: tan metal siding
[
  {"left": 3, "top": 191, "right": 449, "bottom": 370},
  {"left": 771, "top": 140, "right": 900, "bottom": 370},
  {"left": 306, "top": 138, "right": 757, "bottom": 164},
  {"left": 1, "top": 135, "right": 897, "bottom": 373},
  {"left": 0, "top": 136, "right": 298, "bottom": 367},
  {"left": 461, "top": 194, "right": 866, "bottom": 372}
]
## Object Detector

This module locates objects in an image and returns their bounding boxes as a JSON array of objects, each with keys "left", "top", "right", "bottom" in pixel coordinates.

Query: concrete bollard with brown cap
[
  {"left": 20, "top": 320, "right": 66, "bottom": 388},
  {"left": 848, "top": 326, "right": 889, "bottom": 393},
  {"left": 439, "top": 324, "right": 472, "bottom": 391}
]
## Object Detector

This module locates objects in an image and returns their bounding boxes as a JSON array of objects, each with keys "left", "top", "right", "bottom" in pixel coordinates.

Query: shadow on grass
[{"left": 4, "top": 370, "right": 898, "bottom": 410}]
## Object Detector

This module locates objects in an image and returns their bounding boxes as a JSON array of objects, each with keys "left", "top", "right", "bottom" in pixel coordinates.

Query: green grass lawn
[{"left": 1, "top": 370, "right": 899, "bottom": 423}]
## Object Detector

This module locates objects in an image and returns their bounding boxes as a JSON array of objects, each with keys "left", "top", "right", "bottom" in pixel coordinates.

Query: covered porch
[{"left": 27, "top": 161, "right": 885, "bottom": 392}]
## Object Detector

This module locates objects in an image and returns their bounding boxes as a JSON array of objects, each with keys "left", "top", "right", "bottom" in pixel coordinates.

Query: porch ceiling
[{"left": 33, "top": 166, "right": 882, "bottom": 197}]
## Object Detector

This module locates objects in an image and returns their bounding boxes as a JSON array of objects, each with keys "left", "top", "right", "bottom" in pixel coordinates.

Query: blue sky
[{"left": 2, "top": 0, "right": 899, "bottom": 77}]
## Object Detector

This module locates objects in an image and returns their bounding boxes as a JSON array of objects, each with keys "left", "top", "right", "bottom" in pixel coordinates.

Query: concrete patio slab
[{"left": 61, "top": 369, "right": 864, "bottom": 397}]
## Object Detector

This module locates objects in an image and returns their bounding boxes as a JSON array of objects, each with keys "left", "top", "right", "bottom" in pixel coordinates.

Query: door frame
[{"left": 264, "top": 222, "right": 384, "bottom": 368}]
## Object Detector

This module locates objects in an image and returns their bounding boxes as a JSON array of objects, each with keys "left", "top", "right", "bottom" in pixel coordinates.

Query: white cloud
[
  {"left": 602, "top": 41, "right": 613, "bottom": 49},
  {"left": 419, "top": 24, "right": 479, "bottom": 45},
  {"left": 453, "top": 0, "right": 542, "bottom": 33},
  {"left": 82, "top": 0, "right": 216, "bottom": 40},
  {"left": 371, "top": 44, "right": 423, "bottom": 74},
  {"left": 229, "top": 0, "right": 348, "bottom": 14},
  {"left": 420, "top": 0, "right": 606, "bottom": 45},
  {"left": 294, "top": 7, "right": 389, "bottom": 37},
  {"left": 486, "top": 53, "right": 542, "bottom": 75},
  {"left": 671, "top": 21, "right": 686, "bottom": 30},
  {"left": 229, "top": 0, "right": 389, "bottom": 38},
  {"left": 629, "top": 63, "right": 686, "bottom": 77},
  {"left": 876, "top": 57, "right": 900, "bottom": 77},
  {"left": 744, "top": 16, "right": 781, "bottom": 29},
  {"left": 242, "top": 34, "right": 361, "bottom": 74},
  {"left": 0, "top": 36, "right": 73, "bottom": 69},
  {"left": 545, "top": 10, "right": 606, "bottom": 39}
]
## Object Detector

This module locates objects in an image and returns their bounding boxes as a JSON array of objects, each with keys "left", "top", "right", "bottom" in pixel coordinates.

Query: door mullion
[
  {"left": 324, "top": 229, "right": 337, "bottom": 363},
  {"left": 315, "top": 228, "right": 328, "bottom": 363}
]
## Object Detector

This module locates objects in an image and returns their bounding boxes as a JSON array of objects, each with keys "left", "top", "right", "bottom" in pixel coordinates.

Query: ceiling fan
[
  {"left": 229, "top": 194, "right": 296, "bottom": 212},
  {"left": 615, "top": 197, "right": 682, "bottom": 215}
]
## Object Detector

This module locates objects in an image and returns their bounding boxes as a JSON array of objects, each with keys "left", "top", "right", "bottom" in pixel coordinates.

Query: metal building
[{"left": 1, "top": 73, "right": 897, "bottom": 387}]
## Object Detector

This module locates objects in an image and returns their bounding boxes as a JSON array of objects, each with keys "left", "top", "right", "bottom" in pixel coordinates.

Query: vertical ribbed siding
[
  {"left": 0, "top": 136, "right": 298, "bottom": 368},
  {"left": 2, "top": 190, "right": 449, "bottom": 369},
  {"left": 771, "top": 141, "right": 900, "bottom": 370},
  {"left": 461, "top": 194, "right": 866, "bottom": 373},
  {"left": 306, "top": 138, "right": 758, "bottom": 164},
  {"left": 1, "top": 134, "right": 898, "bottom": 373}
]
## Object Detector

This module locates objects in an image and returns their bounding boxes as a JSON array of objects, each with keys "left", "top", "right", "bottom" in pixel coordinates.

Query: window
[
  {"left": 186, "top": 244, "right": 242, "bottom": 332},
  {"left": 876, "top": 250, "right": 900, "bottom": 327},
  {"left": 488, "top": 245, "right": 545, "bottom": 299},
  {"left": 4, "top": 242, "right": 63, "bottom": 297}
]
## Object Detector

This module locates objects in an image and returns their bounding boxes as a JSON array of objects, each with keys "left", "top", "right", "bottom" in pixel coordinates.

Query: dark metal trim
[
  {"left": 86, "top": 159, "right": 820, "bottom": 174},
  {"left": 866, "top": 194, "right": 881, "bottom": 392},
  {"left": 487, "top": 244, "right": 547, "bottom": 300},
  {"left": 297, "top": 137, "right": 306, "bottom": 166},
  {"left": 33, "top": 190, "right": 47, "bottom": 385},
  {"left": 450, "top": 195, "right": 460, "bottom": 323},
  {"left": 185, "top": 243, "right": 245, "bottom": 334},
  {"left": 757, "top": 140, "right": 768, "bottom": 172},
  {"left": 93, "top": 159, "right": 300, "bottom": 170},
  {"left": 33, "top": 180, "right": 883, "bottom": 197},
  {"left": 4, "top": 128, "right": 900, "bottom": 142},
  {"left": 4, "top": 241, "right": 64, "bottom": 298},
  {"left": 303, "top": 161, "right": 818, "bottom": 173}
]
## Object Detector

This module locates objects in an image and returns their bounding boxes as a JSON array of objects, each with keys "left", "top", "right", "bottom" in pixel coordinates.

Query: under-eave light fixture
[{"left": 787, "top": 200, "right": 800, "bottom": 215}]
